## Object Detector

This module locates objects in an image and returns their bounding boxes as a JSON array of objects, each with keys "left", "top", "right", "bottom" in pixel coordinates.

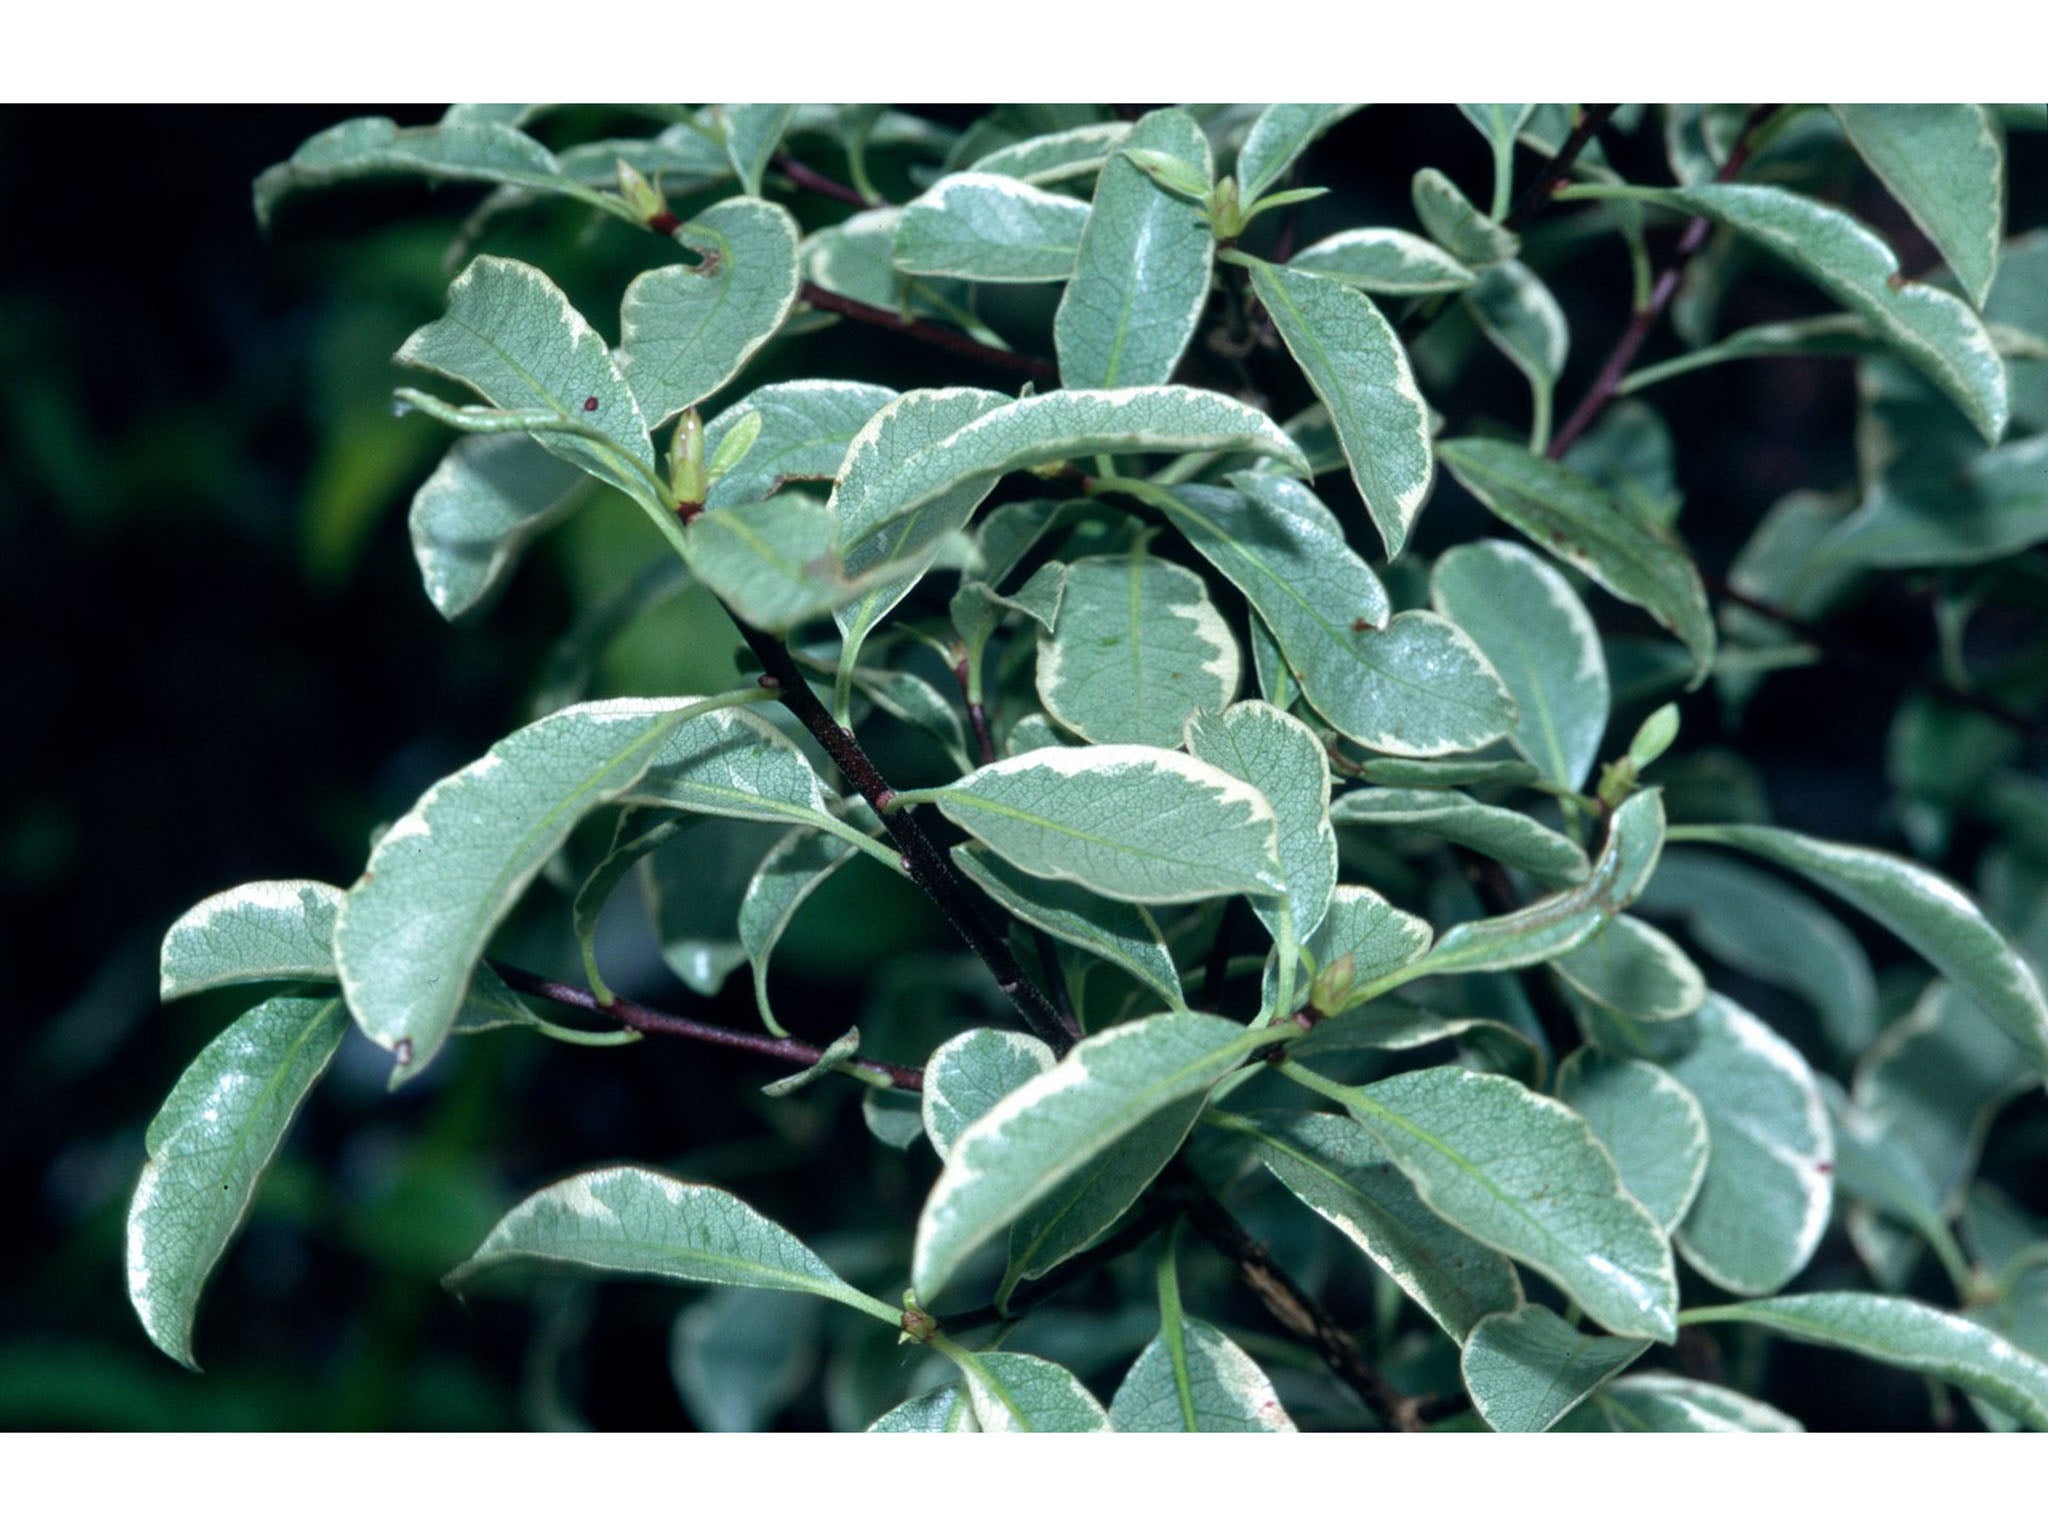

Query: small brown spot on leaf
[{"left": 583, "top": 396, "right": 600, "bottom": 412}]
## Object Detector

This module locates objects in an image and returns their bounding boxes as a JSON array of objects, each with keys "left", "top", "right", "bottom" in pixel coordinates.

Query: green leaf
[
  {"left": 1289, "top": 228, "right": 1478, "bottom": 296},
  {"left": 1235, "top": 104, "right": 1358, "bottom": 205},
  {"left": 1005, "top": 1100, "right": 1206, "bottom": 1285},
  {"left": 1555, "top": 1050, "right": 1709, "bottom": 1232},
  {"left": 1288, "top": 1062, "right": 1679, "bottom": 1340},
  {"left": 1581, "top": 183, "right": 2007, "bottom": 443},
  {"left": 1640, "top": 850, "right": 1880, "bottom": 1059},
  {"left": 715, "top": 104, "right": 794, "bottom": 197},
  {"left": 127, "top": 993, "right": 349, "bottom": 1368},
  {"left": 642, "top": 818, "right": 786, "bottom": 995},
  {"left": 1457, "top": 106, "right": 1534, "bottom": 219},
  {"left": 953, "top": 846, "right": 1185, "bottom": 1009},
  {"left": 159, "top": 881, "right": 343, "bottom": 1002},
  {"left": 970, "top": 122, "right": 1133, "bottom": 186},
  {"left": 1247, "top": 259, "right": 1435, "bottom": 558},
  {"left": 625, "top": 704, "right": 846, "bottom": 840},
  {"left": 1809, "top": 434, "right": 2048, "bottom": 572},
  {"left": 1036, "top": 553, "right": 1240, "bottom": 748},
  {"left": 895, "top": 173, "right": 1090, "bottom": 282},
  {"left": 1461, "top": 1303, "right": 1649, "bottom": 1433},
  {"left": 1186, "top": 701, "right": 1338, "bottom": 943},
  {"left": 1412, "top": 168, "right": 1517, "bottom": 267},
  {"left": 1669, "top": 823, "right": 2048, "bottom": 1073},
  {"left": 572, "top": 808, "right": 683, "bottom": 997},
  {"left": 1349, "top": 756, "right": 1542, "bottom": 792},
  {"left": 447, "top": 1166, "right": 895, "bottom": 1323},
  {"left": 1465, "top": 261, "right": 1568, "bottom": 448},
  {"left": 619, "top": 197, "right": 800, "bottom": 430},
  {"left": 1683, "top": 1293, "right": 2048, "bottom": 1430},
  {"left": 947, "top": 1349, "right": 1111, "bottom": 1432},
  {"left": 1298, "top": 888, "right": 1435, "bottom": 1001},
  {"left": 1833, "top": 105, "right": 2004, "bottom": 309},
  {"left": 1331, "top": 788, "right": 1589, "bottom": 886},
  {"left": 1431, "top": 539, "right": 1609, "bottom": 792},
  {"left": 702, "top": 380, "right": 896, "bottom": 512},
  {"left": 913, "top": 1012, "right": 1276, "bottom": 1299},
  {"left": 1439, "top": 438, "right": 1716, "bottom": 684},
  {"left": 408, "top": 435, "right": 589, "bottom": 620},
  {"left": 1111, "top": 1315, "right": 1296, "bottom": 1432},
  {"left": 336, "top": 698, "right": 693, "bottom": 1080},
  {"left": 253, "top": 116, "right": 586, "bottom": 228},
  {"left": 919, "top": 744, "right": 1284, "bottom": 904},
  {"left": 681, "top": 493, "right": 849, "bottom": 633},
  {"left": 739, "top": 829, "right": 858, "bottom": 1039},
  {"left": 1056, "top": 108, "right": 1215, "bottom": 388},
  {"left": 1665, "top": 994, "right": 1834, "bottom": 1295},
  {"left": 671, "top": 1289, "right": 821, "bottom": 1432},
  {"left": 1549, "top": 915, "right": 1707, "bottom": 1025},
  {"left": 862, "top": 1087, "right": 927, "bottom": 1151},
  {"left": 922, "top": 1027, "right": 1057, "bottom": 1162},
  {"left": 1559, "top": 1372, "right": 1803, "bottom": 1432},
  {"left": 867, "top": 1385, "right": 977, "bottom": 1432},
  {"left": 1224, "top": 1109, "right": 1521, "bottom": 1340},
  {"left": 396, "top": 256, "right": 659, "bottom": 511},
  {"left": 1405, "top": 790, "right": 1666, "bottom": 980}
]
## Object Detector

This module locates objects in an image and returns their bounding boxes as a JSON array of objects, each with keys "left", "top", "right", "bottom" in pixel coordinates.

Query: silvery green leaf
[
  {"left": 1682, "top": 1293, "right": 2048, "bottom": 1430},
  {"left": 1006, "top": 713, "right": 1066, "bottom": 755},
  {"left": 950, "top": 1350, "right": 1111, "bottom": 1432},
  {"left": 446, "top": 1166, "right": 893, "bottom": 1322},
  {"left": 1457, "top": 106, "right": 1535, "bottom": 212},
  {"left": 626, "top": 706, "right": 841, "bottom": 837},
  {"left": 715, "top": 104, "right": 794, "bottom": 197},
  {"left": 894, "top": 173, "right": 1090, "bottom": 283},
  {"left": 1249, "top": 614, "right": 1296, "bottom": 709},
  {"left": 1186, "top": 702, "right": 1337, "bottom": 943},
  {"left": 967, "top": 560, "right": 1067, "bottom": 634},
  {"left": 1562, "top": 1372, "right": 1803, "bottom": 1432},
  {"left": 703, "top": 380, "right": 895, "bottom": 512},
  {"left": 1590, "top": 184, "right": 2007, "bottom": 443},
  {"left": 1235, "top": 104, "right": 1358, "bottom": 205},
  {"left": 1111, "top": 1316, "right": 1296, "bottom": 1432},
  {"left": 1833, "top": 105, "right": 2004, "bottom": 310},
  {"left": 1056, "top": 108, "right": 1214, "bottom": 389},
  {"left": 913, "top": 1011, "right": 1273, "bottom": 1298},
  {"left": 740, "top": 829, "right": 858, "bottom": 1039},
  {"left": 1350, "top": 756, "right": 1543, "bottom": 792},
  {"left": 681, "top": 493, "right": 849, "bottom": 633},
  {"left": 1555, "top": 1050, "right": 1710, "bottom": 1232},
  {"left": 1549, "top": 915, "right": 1707, "bottom": 1024},
  {"left": 862, "top": 1087, "right": 926, "bottom": 1151},
  {"left": 1826, "top": 1080, "right": 1950, "bottom": 1244},
  {"left": 253, "top": 116, "right": 580, "bottom": 228},
  {"left": 761, "top": 1028, "right": 865, "bottom": 1099},
  {"left": 1409, "top": 790, "right": 1666, "bottom": 979},
  {"left": 1297, "top": 1001, "right": 1542, "bottom": 1087},
  {"left": 1440, "top": 438, "right": 1715, "bottom": 683},
  {"left": 1301, "top": 884, "right": 1434, "bottom": 994},
  {"left": 1298, "top": 1063, "right": 1679, "bottom": 1340},
  {"left": 920, "top": 744, "right": 1283, "bottom": 904},
  {"left": 395, "top": 256, "right": 658, "bottom": 511},
  {"left": 408, "top": 435, "right": 589, "bottom": 620},
  {"left": 1854, "top": 981, "right": 2035, "bottom": 1211},
  {"left": 1289, "top": 228, "right": 1478, "bottom": 295},
  {"left": 1226, "top": 1108, "right": 1521, "bottom": 1339},
  {"left": 1665, "top": 994, "right": 1833, "bottom": 1295},
  {"left": 1670, "top": 823, "right": 2048, "bottom": 1072},
  {"left": 1461, "top": 1303, "right": 1649, "bottom": 1433},
  {"left": 1247, "top": 259, "right": 1434, "bottom": 559},
  {"left": 1430, "top": 539, "right": 1609, "bottom": 793},
  {"left": 671, "top": 1288, "right": 821, "bottom": 1432},
  {"left": 1036, "top": 554, "right": 1240, "bottom": 748},
  {"left": 1006, "top": 1099, "right": 1205, "bottom": 1283},
  {"left": 954, "top": 845, "right": 1184, "bottom": 1009},
  {"left": 1465, "top": 261, "right": 1568, "bottom": 447},
  {"left": 867, "top": 1384, "right": 977, "bottom": 1432},
  {"left": 571, "top": 808, "right": 683, "bottom": 994},
  {"left": 336, "top": 699, "right": 691, "bottom": 1079},
  {"left": 801, "top": 208, "right": 913, "bottom": 308},
  {"left": 1331, "top": 788, "right": 1589, "bottom": 886},
  {"left": 1808, "top": 434, "right": 2048, "bottom": 572},
  {"left": 1621, "top": 313, "right": 1906, "bottom": 394},
  {"left": 922, "top": 1027, "right": 1057, "bottom": 1163},
  {"left": 843, "top": 663, "right": 973, "bottom": 773},
  {"left": 619, "top": 197, "right": 800, "bottom": 429},
  {"left": 127, "top": 993, "right": 349, "bottom": 1368},
  {"left": 969, "top": 122, "right": 1132, "bottom": 186},
  {"left": 643, "top": 818, "right": 786, "bottom": 995},
  {"left": 1640, "top": 850, "right": 1879, "bottom": 1059},
  {"left": 160, "top": 881, "right": 343, "bottom": 1002},
  {"left": 1412, "top": 168, "right": 1518, "bottom": 267}
]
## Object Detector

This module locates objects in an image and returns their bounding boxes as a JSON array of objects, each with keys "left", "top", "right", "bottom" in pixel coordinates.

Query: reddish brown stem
[
  {"left": 798, "top": 282, "right": 1056, "bottom": 380},
  {"left": 772, "top": 153, "right": 878, "bottom": 210}
]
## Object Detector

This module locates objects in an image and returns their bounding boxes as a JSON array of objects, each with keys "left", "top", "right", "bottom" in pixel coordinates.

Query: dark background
[{"left": 3, "top": 105, "right": 2041, "bottom": 1430}]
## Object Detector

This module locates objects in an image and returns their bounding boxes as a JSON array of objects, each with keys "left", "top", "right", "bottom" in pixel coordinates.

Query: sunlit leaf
[
  {"left": 1461, "top": 1303, "right": 1648, "bottom": 1433},
  {"left": 895, "top": 173, "right": 1090, "bottom": 283},
  {"left": 1555, "top": 1049, "right": 1709, "bottom": 1231},
  {"left": 160, "top": 881, "right": 344, "bottom": 1002}
]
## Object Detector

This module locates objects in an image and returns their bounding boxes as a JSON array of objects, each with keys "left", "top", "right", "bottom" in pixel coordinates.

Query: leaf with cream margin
[
  {"left": 1235, "top": 104, "right": 1358, "bottom": 205},
  {"left": 127, "top": 993, "right": 349, "bottom": 1368},
  {"left": 969, "top": 122, "right": 1132, "bottom": 186},
  {"left": 1289, "top": 228, "right": 1478, "bottom": 296},
  {"left": 915, "top": 744, "right": 1284, "bottom": 904},
  {"left": 1549, "top": 915, "right": 1708, "bottom": 1025},
  {"left": 701, "top": 380, "right": 896, "bottom": 512},
  {"left": 738, "top": 828, "right": 860, "bottom": 1041},
  {"left": 1558, "top": 1373, "right": 1803, "bottom": 1432},
  {"left": 1461, "top": 1303, "right": 1649, "bottom": 1433},
  {"left": 714, "top": 104, "right": 794, "bottom": 198},
  {"left": 1465, "top": 260, "right": 1567, "bottom": 447},
  {"left": 1186, "top": 701, "right": 1337, "bottom": 943},
  {"left": 947, "top": 1350, "right": 1111, "bottom": 1432},
  {"left": 1555, "top": 1049, "right": 1710, "bottom": 1232},
  {"left": 867, "top": 1385, "right": 977, "bottom": 1432},
  {"left": 159, "top": 881, "right": 344, "bottom": 1002},
  {"left": 1833, "top": 104, "right": 2004, "bottom": 309},
  {"left": 407, "top": 435, "right": 589, "bottom": 621},
  {"left": 253, "top": 116, "right": 591, "bottom": 228},
  {"left": 952, "top": 847, "right": 1185, "bottom": 1010},
  {"left": 921, "top": 1028, "right": 1057, "bottom": 1163},
  {"left": 894, "top": 173, "right": 1090, "bottom": 282},
  {"left": 1330, "top": 787, "right": 1589, "bottom": 886}
]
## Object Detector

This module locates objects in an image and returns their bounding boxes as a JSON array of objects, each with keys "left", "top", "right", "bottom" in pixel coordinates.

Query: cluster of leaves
[{"left": 128, "top": 103, "right": 2048, "bottom": 1432}]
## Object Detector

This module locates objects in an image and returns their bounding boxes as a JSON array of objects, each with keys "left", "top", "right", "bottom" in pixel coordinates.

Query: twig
[
  {"left": 772, "top": 152, "right": 878, "bottom": 210},
  {"left": 1546, "top": 104, "right": 1779, "bottom": 459},
  {"left": 798, "top": 282, "right": 1056, "bottom": 380},
  {"left": 494, "top": 963, "right": 923, "bottom": 1092},
  {"left": 732, "top": 616, "right": 1078, "bottom": 1050}
]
